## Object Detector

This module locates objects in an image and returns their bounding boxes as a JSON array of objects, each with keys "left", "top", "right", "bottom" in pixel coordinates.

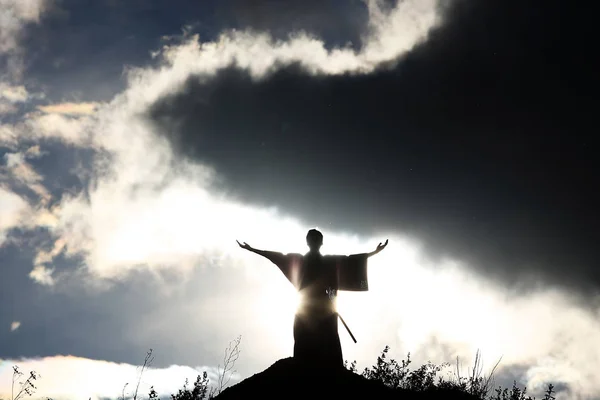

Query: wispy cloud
[
  {"left": 0, "top": 0, "right": 48, "bottom": 53},
  {"left": 0, "top": 0, "right": 51, "bottom": 54},
  {"left": 0, "top": 123, "right": 18, "bottom": 148},
  {"left": 0, "top": 186, "right": 31, "bottom": 246},
  {"left": 0, "top": 84, "right": 28, "bottom": 102},
  {"left": 0, "top": 0, "right": 51, "bottom": 115},
  {"left": 1, "top": 148, "right": 51, "bottom": 204},
  {"left": 28, "top": 264, "right": 55, "bottom": 286},
  {"left": 0, "top": 84, "right": 28, "bottom": 114},
  {"left": 21, "top": 111, "right": 96, "bottom": 147},
  {"left": 0, "top": 101, "right": 17, "bottom": 114},
  {"left": 0, "top": 0, "right": 51, "bottom": 77},
  {"left": 38, "top": 102, "right": 100, "bottom": 115}
]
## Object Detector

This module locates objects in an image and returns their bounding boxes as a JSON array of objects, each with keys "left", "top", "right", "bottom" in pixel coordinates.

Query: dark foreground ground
[{"left": 215, "top": 357, "right": 479, "bottom": 400}]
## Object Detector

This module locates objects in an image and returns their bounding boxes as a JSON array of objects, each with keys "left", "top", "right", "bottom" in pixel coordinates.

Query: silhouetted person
[{"left": 237, "top": 229, "right": 388, "bottom": 369}]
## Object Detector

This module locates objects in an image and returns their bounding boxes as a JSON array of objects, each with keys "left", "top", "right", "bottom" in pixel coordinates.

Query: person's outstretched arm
[
  {"left": 367, "top": 239, "right": 388, "bottom": 257},
  {"left": 237, "top": 240, "right": 301, "bottom": 287},
  {"left": 341, "top": 239, "right": 389, "bottom": 259},
  {"left": 236, "top": 240, "right": 286, "bottom": 264},
  {"left": 335, "top": 240, "right": 388, "bottom": 291}
]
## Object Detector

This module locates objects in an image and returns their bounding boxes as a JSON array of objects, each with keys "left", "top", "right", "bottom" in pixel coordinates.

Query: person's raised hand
[
  {"left": 236, "top": 240, "right": 252, "bottom": 250},
  {"left": 375, "top": 239, "right": 388, "bottom": 254}
]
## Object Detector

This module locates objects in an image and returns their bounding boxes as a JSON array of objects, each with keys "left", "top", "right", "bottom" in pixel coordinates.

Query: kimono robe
[{"left": 259, "top": 250, "right": 369, "bottom": 368}]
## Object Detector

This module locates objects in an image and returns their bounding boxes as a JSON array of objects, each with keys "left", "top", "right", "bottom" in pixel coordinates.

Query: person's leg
[
  {"left": 293, "top": 314, "right": 304, "bottom": 360},
  {"left": 324, "top": 313, "right": 343, "bottom": 368},
  {"left": 294, "top": 313, "right": 318, "bottom": 364},
  {"left": 294, "top": 311, "right": 343, "bottom": 368}
]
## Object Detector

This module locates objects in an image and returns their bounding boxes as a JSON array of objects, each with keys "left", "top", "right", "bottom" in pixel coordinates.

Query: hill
[{"left": 214, "top": 357, "right": 479, "bottom": 400}]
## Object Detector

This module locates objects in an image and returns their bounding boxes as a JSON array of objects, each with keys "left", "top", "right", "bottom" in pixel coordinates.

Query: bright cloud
[
  {"left": 10, "top": 321, "right": 20, "bottom": 331},
  {"left": 20, "top": 111, "right": 96, "bottom": 147},
  {"left": 0, "top": 355, "right": 234, "bottom": 400}
]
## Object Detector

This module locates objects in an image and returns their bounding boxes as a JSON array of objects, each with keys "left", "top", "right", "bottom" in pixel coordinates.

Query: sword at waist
[{"left": 336, "top": 312, "right": 357, "bottom": 343}]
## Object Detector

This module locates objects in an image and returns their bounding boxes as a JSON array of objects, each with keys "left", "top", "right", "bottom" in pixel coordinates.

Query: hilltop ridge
[{"left": 214, "top": 357, "right": 479, "bottom": 400}]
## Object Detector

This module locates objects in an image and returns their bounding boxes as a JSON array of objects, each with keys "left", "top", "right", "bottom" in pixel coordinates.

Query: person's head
[{"left": 306, "top": 229, "right": 323, "bottom": 252}]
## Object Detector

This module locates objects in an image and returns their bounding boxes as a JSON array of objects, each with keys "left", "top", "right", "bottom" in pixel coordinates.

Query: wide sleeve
[
  {"left": 263, "top": 251, "right": 304, "bottom": 290},
  {"left": 329, "top": 254, "right": 369, "bottom": 291}
]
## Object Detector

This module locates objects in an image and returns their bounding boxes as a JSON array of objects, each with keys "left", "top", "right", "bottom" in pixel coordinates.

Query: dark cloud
[{"left": 147, "top": 0, "right": 598, "bottom": 297}]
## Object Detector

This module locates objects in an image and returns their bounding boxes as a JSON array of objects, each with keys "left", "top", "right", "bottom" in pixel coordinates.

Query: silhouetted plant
[
  {"left": 345, "top": 346, "right": 555, "bottom": 400},
  {"left": 148, "top": 386, "right": 159, "bottom": 400},
  {"left": 542, "top": 384, "right": 555, "bottom": 400},
  {"left": 406, "top": 360, "right": 446, "bottom": 391},
  {"left": 358, "top": 346, "right": 414, "bottom": 389},
  {"left": 210, "top": 335, "right": 241, "bottom": 397},
  {"left": 348, "top": 346, "right": 446, "bottom": 391},
  {"left": 490, "top": 381, "right": 531, "bottom": 400},
  {"left": 120, "top": 383, "right": 129, "bottom": 400},
  {"left": 147, "top": 336, "right": 241, "bottom": 400},
  {"left": 119, "top": 349, "right": 154, "bottom": 400},
  {"left": 446, "top": 349, "right": 502, "bottom": 398},
  {"left": 170, "top": 373, "right": 210, "bottom": 400},
  {"left": 4, "top": 366, "right": 41, "bottom": 400},
  {"left": 135, "top": 349, "right": 155, "bottom": 400}
]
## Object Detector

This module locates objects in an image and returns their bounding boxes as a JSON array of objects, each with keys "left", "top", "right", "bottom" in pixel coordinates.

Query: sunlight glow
[
  {"left": 254, "top": 279, "right": 300, "bottom": 353},
  {"left": 335, "top": 238, "right": 514, "bottom": 368}
]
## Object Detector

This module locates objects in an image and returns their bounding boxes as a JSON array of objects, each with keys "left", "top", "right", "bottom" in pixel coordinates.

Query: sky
[{"left": 0, "top": 0, "right": 597, "bottom": 399}]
